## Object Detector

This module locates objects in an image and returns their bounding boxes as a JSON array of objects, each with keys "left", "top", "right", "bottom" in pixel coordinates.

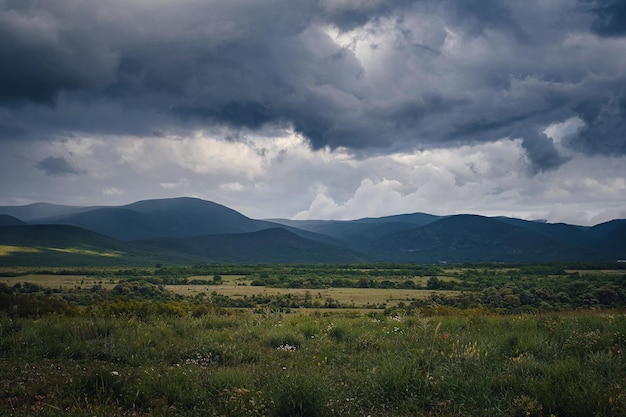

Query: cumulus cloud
[
  {"left": 291, "top": 138, "right": 626, "bottom": 224},
  {"left": 1, "top": 1, "right": 624, "bottom": 158},
  {"left": 1, "top": 129, "right": 624, "bottom": 224},
  {"left": 1, "top": 0, "right": 625, "bottom": 224}
]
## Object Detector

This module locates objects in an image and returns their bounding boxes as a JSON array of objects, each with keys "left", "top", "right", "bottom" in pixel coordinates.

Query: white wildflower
[{"left": 276, "top": 343, "right": 296, "bottom": 352}]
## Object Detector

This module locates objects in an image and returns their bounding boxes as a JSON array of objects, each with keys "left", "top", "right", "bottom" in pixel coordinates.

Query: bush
[{"left": 271, "top": 372, "right": 329, "bottom": 417}]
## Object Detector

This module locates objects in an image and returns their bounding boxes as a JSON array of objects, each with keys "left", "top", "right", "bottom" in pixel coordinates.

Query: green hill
[
  {"left": 0, "top": 225, "right": 370, "bottom": 266},
  {"left": 27, "top": 197, "right": 337, "bottom": 245},
  {"left": 0, "top": 202, "right": 94, "bottom": 221},
  {"left": 0, "top": 215, "right": 25, "bottom": 226},
  {"left": 365, "top": 215, "right": 611, "bottom": 263},
  {"left": 32, "top": 197, "right": 271, "bottom": 241},
  {"left": 589, "top": 219, "right": 626, "bottom": 256},
  {"left": 1, "top": 197, "right": 624, "bottom": 265},
  {"left": 138, "top": 228, "right": 372, "bottom": 264},
  {"left": 0, "top": 225, "right": 202, "bottom": 266},
  {"left": 270, "top": 212, "right": 440, "bottom": 249}
]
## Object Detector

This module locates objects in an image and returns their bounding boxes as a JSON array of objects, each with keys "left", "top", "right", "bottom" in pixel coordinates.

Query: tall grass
[{"left": 1, "top": 311, "right": 625, "bottom": 416}]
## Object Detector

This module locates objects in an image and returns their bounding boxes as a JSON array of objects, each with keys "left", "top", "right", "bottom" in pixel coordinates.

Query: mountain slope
[
  {"left": 496, "top": 217, "right": 591, "bottom": 246},
  {"left": 0, "top": 224, "right": 203, "bottom": 266},
  {"left": 138, "top": 228, "right": 372, "bottom": 264},
  {"left": 365, "top": 215, "right": 610, "bottom": 263},
  {"left": 0, "top": 223, "right": 369, "bottom": 265},
  {"left": 497, "top": 217, "right": 626, "bottom": 258},
  {"left": 31, "top": 197, "right": 268, "bottom": 240},
  {"left": 29, "top": 197, "right": 339, "bottom": 244},
  {"left": 589, "top": 219, "right": 626, "bottom": 256},
  {"left": 0, "top": 202, "right": 95, "bottom": 222},
  {"left": 1, "top": 197, "right": 623, "bottom": 264},
  {"left": 0, "top": 215, "right": 25, "bottom": 226},
  {"left": 269, "top": 212, "right": 441, "bottom": 248},
  {"left": 27, "top": 198, "right": 280, "bottom": 242}
]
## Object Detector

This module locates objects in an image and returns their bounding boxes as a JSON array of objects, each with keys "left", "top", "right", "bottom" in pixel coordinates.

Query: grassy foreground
[{"left": 1, "top": 310, "right": 625, "bottom": 417}]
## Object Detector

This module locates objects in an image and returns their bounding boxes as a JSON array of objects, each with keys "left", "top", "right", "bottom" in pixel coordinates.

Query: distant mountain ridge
[
  {"left": 9, "top": 197, "right": 336, "bottom": 245},
  {"left": 27, "top": 197, "right": 270, "bottom": 240},
  {"left": 269, "top": 212, "right": 440, "bottom": 249},
  {"left": 0, "top": 214, "right": 25, "bottom": 226},
  {"left": 0, "top": 202, "right": 98, "bottom": 221},
  {"left": 365, "top": 214, "right": 612, "bottom": 263},
  {"left": 0, "top": 197, "right": 624, "bottom": 265}
]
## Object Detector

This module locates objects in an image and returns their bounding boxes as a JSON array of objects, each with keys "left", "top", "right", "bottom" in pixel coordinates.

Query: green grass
[
  {"left": 1, "top": 311, "right": 625, "bottom": 416},
  {"left": 0, "top": 245, "right": 41, "bottom": 256},
  {"left": 1, "top": 263, "right": 625, "bottom": 415}
]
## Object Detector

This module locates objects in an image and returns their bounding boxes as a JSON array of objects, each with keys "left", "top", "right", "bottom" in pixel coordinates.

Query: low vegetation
[
  {"left": 1, "top": 263, "right": 625, "bottom": 416},
  {"left": 2, "top": 263, "right": 624, "bottom": 313}
]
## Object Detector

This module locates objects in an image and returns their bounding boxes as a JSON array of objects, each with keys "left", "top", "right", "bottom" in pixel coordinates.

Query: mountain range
[{"left": 0, "top": 197, "right": 624, "bottom": 265}]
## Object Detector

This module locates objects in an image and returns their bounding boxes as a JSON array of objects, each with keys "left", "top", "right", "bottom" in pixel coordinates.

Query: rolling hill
[
  {"left": 0, "top": 197, "right": 624, "bottom": 264},
  {"left": 0, "top": 215, "right": 25, "bottom": 226},
  {"left": 364, "top": 215, "right": 616, "bottom": 263},
  {"left": 138, "top": 228, "right": 371, "bottom": 264},
  {"left": 0, "top": 224, "right": 204, "bottom": 266},
  {"left": 0, "top": 224, "right": 367, "bottom": 266},
  {"left": 587, "top": 219, "right": 626, "bottom": 254},
  {"left": 269, "top": 212, "right": 440, "bottom": 249},
  {"left": 27, "top": 198, "right": 272, "bottom": 241},
  {"left": 0, "top": 202, "right": 96, "bottom": 221},
  {"left": 14, "top": 197, "right": 336, "bottom": 245}
]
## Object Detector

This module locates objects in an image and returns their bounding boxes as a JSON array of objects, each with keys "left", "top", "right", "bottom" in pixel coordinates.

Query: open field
[
  {"left": 1, "top": 263, "right": 626, "bottom": 415},
  {"left": 1, "top": 273, "right": 463, "bottom": 309},
  {"left": 167, "top": 284, "right": 463, "bottom": 308},
  {"left": 2, "top": 262, "right": 625, "bottom": 313},
  {"left": 1, "top": 310, "right": 625, "bottom": 417},
  {"left": 0, "top": 245, "right": 41, "bottom": 256},
  {"left": 1, "top": 274, "right": 114, "bottom": 287}
]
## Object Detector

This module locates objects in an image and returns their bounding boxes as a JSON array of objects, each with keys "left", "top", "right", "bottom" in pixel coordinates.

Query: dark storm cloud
[
  {"left": 444, "top": 0, "right": 528, "bottom": 41},
  {"left": 0, "top": 0, "right": 118, "bottom": 103},
  {"left": 35, "top": 156, "right": 82, "bottom": 176},
  {"left": 590, "top": 1, "right": 626, "bottom": 37},
  {"left": 319, "top": 0, "right": 416, "bottom": 31},
  {"left": 572, "top": 91, "right": 626, "bottom": 155},
  {"left": 1, "top": 0, "right": 625, "bottom": 172},
  {"left": 520, "top": 130, "right": 570, "bottom": 174}
]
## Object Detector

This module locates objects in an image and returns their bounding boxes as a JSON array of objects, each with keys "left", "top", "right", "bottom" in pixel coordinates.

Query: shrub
[
  {"left": 271, "top": 371, "right": 329, "bottom": 417},
  {"left": 263, "top": 329, "right": 304, "bottom": 349}
]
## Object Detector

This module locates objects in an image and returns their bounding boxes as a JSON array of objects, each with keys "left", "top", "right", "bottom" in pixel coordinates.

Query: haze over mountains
[{"left": 0, "top": 197, "right": 624, "bottom": 266}]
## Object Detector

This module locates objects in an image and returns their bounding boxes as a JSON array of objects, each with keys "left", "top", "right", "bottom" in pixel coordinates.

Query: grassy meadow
[{"left": 1, "top": 263, "right": 625, "bottom": 416}]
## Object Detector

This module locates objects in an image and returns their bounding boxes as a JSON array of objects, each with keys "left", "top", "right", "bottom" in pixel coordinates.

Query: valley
[{"left": 1, "top": 197, "right": 625, "bottom": 416}]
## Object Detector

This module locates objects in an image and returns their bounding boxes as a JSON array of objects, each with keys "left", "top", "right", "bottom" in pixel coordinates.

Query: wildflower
[
  {"left": 276, "top": 343, "right": 296, "bottom": 352},
  {"left": 443, "top": 333, "right": 449, "bottom": 340}
]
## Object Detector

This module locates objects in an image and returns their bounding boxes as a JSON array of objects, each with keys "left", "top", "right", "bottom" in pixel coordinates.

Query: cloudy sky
[{"left": 1, "top": 0, "right": 625, "bottom": 225}]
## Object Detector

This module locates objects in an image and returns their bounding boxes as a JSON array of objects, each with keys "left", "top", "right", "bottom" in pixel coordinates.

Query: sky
[{"left": 1, "top": 0, "right": 625, "bottom": 225}]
